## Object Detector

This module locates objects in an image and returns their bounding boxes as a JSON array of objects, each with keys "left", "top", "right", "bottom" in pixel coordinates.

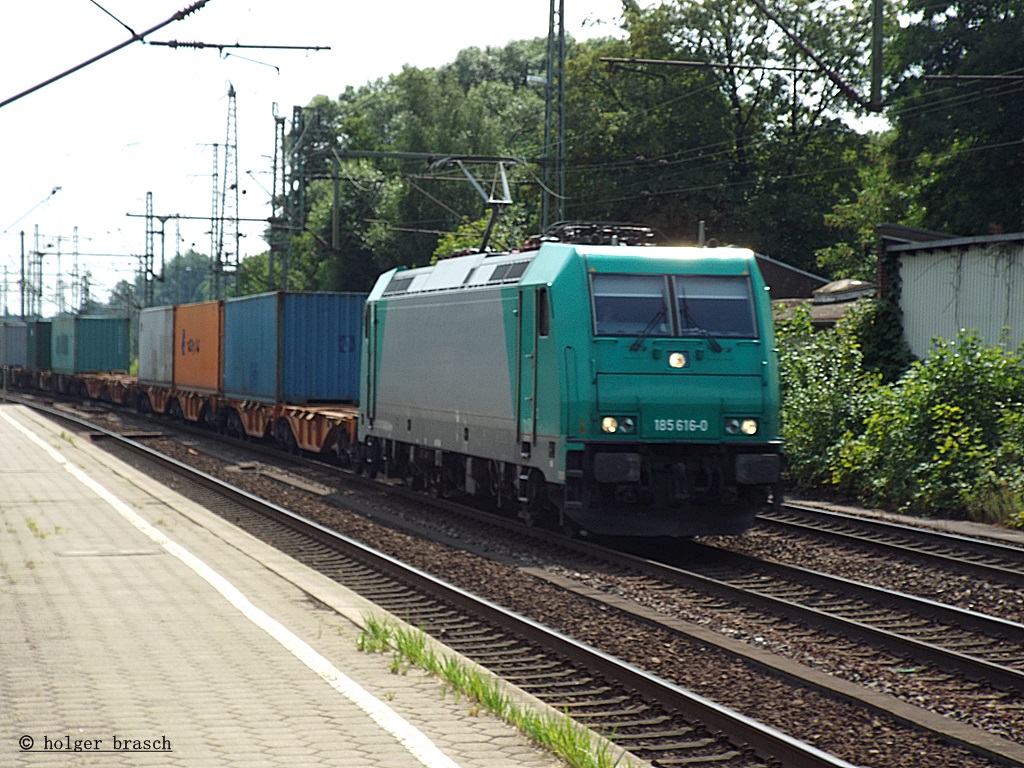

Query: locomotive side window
[
  {"left": 591, "top": 274, "right": 671, "bottom": 336},
  {"left": 674, "top": 276, "right": 757, "bottom": 338},
  {"left": 537, "top": 287, "right": 550, "bottom": 337}
]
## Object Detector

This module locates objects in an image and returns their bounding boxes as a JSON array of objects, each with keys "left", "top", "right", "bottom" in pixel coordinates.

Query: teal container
[
  {"left": 51, "top": 316, "right": 130, "bottom": 374},
  {"left": 27, "top": 320, "right": 52, "bottom": 370},
  {"left": 1, "top": 321, "right": 28, "bottom": 366}
]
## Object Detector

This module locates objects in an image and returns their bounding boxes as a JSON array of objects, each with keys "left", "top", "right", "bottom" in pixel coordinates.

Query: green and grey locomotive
[{"left": 358, "top": 236, "right": 783, "bottom": 537}]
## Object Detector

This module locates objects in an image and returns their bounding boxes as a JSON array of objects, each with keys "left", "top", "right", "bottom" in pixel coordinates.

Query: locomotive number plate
[{"left": 653, "top": 418, "right": 709, "bottom": 433}]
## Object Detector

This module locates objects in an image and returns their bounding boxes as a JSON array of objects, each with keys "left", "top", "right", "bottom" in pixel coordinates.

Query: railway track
[
  {"left": 759, "top": 504, "right": 1024, "bottom": 587},
  {"left": 24, "top": 398, "right": 860, "bottom": 768},
  {"left": 670, "top": 546, "right": 1024, "bottom": 692},
  {"left": 21, "top": 395, "right": 1024, "bottom": 767}
]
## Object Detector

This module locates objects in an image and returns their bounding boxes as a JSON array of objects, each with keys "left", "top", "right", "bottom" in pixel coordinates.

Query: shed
[
  {"left": 772, "top": 279, "right": 876, "bottom": 328},
  {"left": 880, "top": 229, "right": 1024, "bottom": 360}
]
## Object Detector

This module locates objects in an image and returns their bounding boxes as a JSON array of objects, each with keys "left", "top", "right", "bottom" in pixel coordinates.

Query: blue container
[
  {"left": 51, "top": 316, "right": 130, "bottom": 374},
  {"left": 222, "top": 292, "right": 364, "bottom": 404}
]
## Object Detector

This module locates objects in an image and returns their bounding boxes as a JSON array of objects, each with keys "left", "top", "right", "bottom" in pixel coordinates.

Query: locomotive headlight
[
  {"left": 601, "top": 416, "right": 636, "bottom": 434},
  {"left": 668, "top": 352, "right": 687, "bottom": 369},
  {"left": 725, "top": 418, "right": 759, "bottom": 435}
]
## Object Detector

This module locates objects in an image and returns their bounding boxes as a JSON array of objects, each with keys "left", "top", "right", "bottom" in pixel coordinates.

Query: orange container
[{"left": 173, "top": 300, "right": 223, "bottom": 394}]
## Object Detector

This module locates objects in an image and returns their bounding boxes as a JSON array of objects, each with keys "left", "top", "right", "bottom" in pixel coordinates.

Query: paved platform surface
[{"left": 0, "top": 404, "right": 573, "bottom": 768}]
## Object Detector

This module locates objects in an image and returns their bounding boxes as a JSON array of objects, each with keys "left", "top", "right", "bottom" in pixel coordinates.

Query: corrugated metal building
[{"left": 881, "top": 230, "right": 1024, "bottom": 360}]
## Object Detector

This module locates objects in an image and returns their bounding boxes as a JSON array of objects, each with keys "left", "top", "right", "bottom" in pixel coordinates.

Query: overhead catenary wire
[{"left": 0, "top": 1, "right": 213, "bottom": 110}]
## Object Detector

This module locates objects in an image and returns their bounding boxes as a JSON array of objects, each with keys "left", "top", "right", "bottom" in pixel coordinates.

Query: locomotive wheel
[
  {"left": 517, "top": 469, "right": 548, "bottom": 527},
  {"left": 362, "top": 439, "right": 380, "bottom": 479},
  {"left": 561, "top": 515, "right": 582, "bottom": 539}
]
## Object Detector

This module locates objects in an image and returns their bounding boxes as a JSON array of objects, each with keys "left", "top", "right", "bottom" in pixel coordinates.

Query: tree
[
  {"left": 563, "top": 35, "right": 736, "bottom": 241},
  {"left": 889, "top": 0, "right": 1024, "bottom": 234},
  {"left": 815, "top": 131, "right": 924, "bottom": 281},
  {"left": 273, "top": 43, "right": 551, "bottom": 288},
  {"left": 159, "top": 250, "right": 215, "bottom": 305},
  {"left": 562, "top": 0, "right": 879, "bottom": 266}
]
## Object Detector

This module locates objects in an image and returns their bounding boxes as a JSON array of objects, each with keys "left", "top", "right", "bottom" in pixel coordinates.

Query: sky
[{"left": 0, "top": 0, "right": 629, "bottom": 315}]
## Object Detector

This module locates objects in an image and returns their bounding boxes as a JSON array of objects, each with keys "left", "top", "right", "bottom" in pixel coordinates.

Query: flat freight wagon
[{"left": 222, "top": 292, "right": 363, "bottom": 404}]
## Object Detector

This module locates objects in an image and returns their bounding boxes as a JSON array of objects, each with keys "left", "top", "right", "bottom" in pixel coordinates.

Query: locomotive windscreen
[
  {"left": 591, "top": 274, "right": 671, "bottom": 336},
  {"left": 590, "top": 273, "right": 757, "bottom": 339},
  {"left": 675, "top": 275, "right": 757, "bottom": 338}
]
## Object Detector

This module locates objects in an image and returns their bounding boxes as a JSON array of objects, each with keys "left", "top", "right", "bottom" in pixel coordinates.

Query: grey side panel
[{"left": 370, "top": 288, "right": 520, "bottom": 462}]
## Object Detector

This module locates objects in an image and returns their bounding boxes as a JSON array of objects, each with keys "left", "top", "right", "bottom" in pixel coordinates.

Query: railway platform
[{"left": 0, "top": 404, "right": 574, "bottom": 768}]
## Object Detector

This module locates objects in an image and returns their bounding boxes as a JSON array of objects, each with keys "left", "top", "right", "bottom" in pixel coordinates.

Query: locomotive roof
[{"left": 371, "top": 242, "right": 758, "bottom": 300}]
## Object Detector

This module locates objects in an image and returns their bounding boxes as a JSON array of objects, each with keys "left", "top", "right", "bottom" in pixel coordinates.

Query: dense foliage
[
  {"left": 889, "top": 0, "right": 1023, "bottom": 234},
  {"left": 777, "top": 306, "right": 1024, "bottom": 528}
]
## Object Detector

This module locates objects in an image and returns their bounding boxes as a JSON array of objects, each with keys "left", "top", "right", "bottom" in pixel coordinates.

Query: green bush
[
  {"left": 775, "top": 303, "right": 881, "bottom": 490},
  {"left": 777, "top": 317, "right": 1024, "bottom": 528}
]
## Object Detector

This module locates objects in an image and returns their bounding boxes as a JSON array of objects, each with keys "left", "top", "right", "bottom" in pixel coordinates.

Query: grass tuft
[{"left": 357, "top": 615, "right": 638, "bottom": 768}]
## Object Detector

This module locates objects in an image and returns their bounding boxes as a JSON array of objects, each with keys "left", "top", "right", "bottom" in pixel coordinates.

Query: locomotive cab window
[
  {"left": 591, "top": 274, "right": 671, "bottom": 336},
  {"left": 675, "top": 276, "right": 757, "bottom": 338}
]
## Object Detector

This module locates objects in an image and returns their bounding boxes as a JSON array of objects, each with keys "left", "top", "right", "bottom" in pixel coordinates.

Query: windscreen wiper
[
  {"left": 629, "top": 306, "right": 667, "bottom": 351},
  {"left": 679, "top": 296, "right": 723, "bottom": 353}
]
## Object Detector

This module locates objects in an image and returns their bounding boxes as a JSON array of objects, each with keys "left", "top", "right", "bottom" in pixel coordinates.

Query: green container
[
  {"left": 51, "top": 316, "right": 130, "bottom": 374},
  {"left": 27, "top": 320, "right": 52, "bottom": 370}
]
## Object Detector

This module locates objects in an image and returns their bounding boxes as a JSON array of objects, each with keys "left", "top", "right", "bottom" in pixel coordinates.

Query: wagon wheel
[
  {"left": 227, "top": 410, "right": 240, "bottom": 439},
  {"left": 276, "top": 420, "right": 298, "bottom": 455},
  {"left": 334, "top": 432, "right": 353, "bottom": 467}
]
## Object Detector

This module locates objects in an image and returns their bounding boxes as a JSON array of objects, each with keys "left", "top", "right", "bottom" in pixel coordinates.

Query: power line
[
  {"left": 147, "top": 40, "right": 331, "bottom": 52},
  {"left": 0, "top": 1, "right": 212, "bottom": 109},
  {"left": 601, "top": 57, "right": 819, "bottom": 73}
]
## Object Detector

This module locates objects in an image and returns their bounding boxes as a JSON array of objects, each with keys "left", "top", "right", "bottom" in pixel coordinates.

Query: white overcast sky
[{"left": 0, "top": 0, "right": 629, "bottom": 313}]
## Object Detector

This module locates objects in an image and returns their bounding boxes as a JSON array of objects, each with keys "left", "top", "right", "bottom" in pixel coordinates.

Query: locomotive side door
[{"left": 516, "top": 288, "right": 539, "bottom": 452}]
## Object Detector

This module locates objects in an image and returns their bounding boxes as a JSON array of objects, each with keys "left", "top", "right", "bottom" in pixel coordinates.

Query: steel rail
[
  {"left": 760, "top": 503, "right": 1024, "bottom": 586},
  {"left": 631, "top": 544, "right": 1024, "bottom": 694}
]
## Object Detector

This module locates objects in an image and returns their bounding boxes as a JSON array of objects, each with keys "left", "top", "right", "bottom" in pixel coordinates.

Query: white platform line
[{"left": 3, "top": 411, "right": 463, "bottom": 768}]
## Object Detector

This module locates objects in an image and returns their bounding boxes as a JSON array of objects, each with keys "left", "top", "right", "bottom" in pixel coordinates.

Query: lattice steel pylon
[
  {"left": 145, "top": 192, "right": 156, "bottom": 307},
  {"left": 27, "top": 226, "right": 43, "bottom": 318},
  {"left": 210, "top": 142, "right": 219, "bottom": 287},
  {"left": 541, "top": 0, "right": 566, "bottom": 228},
  {"left": 269, "top": 104, "right": 287, "bottom": 290},
  {"left": 218, "top": 82, "right": 240, "bottom": 297}
]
